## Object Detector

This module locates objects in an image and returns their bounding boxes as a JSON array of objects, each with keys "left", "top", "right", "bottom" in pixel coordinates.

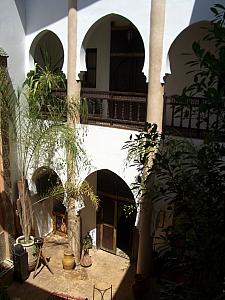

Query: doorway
[{"left": 96, "top": 170, "right": 136, "bottom": 257}]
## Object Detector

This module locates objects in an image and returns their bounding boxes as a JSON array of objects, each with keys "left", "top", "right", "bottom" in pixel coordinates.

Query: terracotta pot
[
  {"left": 80, "top": 249, "right": 92, "bottom": 267},
  {"left": 16, "top": 235, "right": 37, "bottom": 272},
  {"left": 62, "top": 250, "right": 75, "bottom": 270}
]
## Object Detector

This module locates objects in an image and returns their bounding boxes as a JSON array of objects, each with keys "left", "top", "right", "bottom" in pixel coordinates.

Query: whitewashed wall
[
  {"left": 79, "top": 125, "right": 138, "bottom": 188},
  {"left": 24, "top": 0, "right": 220, "bottom": 83},
  {"left": 162, "top": 0, "right": 221, "bottom": 81},
  {"left": 77, "top": 0, "right": 151, "bottom": 80},
  {"left": 25, "top": 0, "right": 68, "bottom": 75},
  {"left": 0, "top": 0, "right": 26, "bottom": 86}
]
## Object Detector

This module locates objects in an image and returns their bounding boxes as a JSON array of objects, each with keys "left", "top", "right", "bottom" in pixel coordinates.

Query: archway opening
[
  {"left": 32, "top": 167, "right": 66, "bottom": 237},
  {"left": 96, "top": 169, "right": 136, "bottom": 258},
  {"left": 81, "top": 169, "right": 136, "bottom": 258},
  {"left": 81, "top": 14, "right": 146, "bottom": 93},
  {"left": 30, "top": 30, "right": 64, "bottom": 72},
  {"left": 165, "top": 21, "right": 213, "bottom": 96}
]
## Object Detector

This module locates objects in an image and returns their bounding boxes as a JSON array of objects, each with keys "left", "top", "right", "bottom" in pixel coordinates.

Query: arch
[
  {"left": 165, "top": 20, "right": 213, "bottom": 95},
  {"left": 32, "top": 166, "right": 65, "bottom": 210},
  {"left": 29, "top": 30, "right": 64, "bottom": 71},
  {"left": 80, "top": 13, "right": 145, "bottom": 71},
  {"left": 79, "top": 13, "right": 146, "bottom": 92},
  {"left": 31, "top": 166, "right": 66, "bottom": 237},
  {"left": 80, "top": 169, "right": 137, "bottom": 259}
]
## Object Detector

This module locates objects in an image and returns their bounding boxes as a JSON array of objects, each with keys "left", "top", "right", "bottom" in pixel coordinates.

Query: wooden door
[{"left": 100, "top": 197, "right": 117, "bottom": 254}]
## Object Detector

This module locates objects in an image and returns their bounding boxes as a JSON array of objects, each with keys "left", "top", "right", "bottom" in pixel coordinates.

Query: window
[{"left": 83, "top": 48, "right": 97, "bottom": 88}]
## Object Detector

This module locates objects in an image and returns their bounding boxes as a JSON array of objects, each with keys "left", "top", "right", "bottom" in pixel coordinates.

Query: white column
[
  {"left": 67, "top": 0, "right": 81, "bottom": 265},
  {"left": 146, "top": 0, "right": 166, "bottom": 132},
  {"left": 136, "top": 0, "right": 166, "bottom": 277},
  {"left": 67, "top": 0, "right": 80, "bottom": 105}
]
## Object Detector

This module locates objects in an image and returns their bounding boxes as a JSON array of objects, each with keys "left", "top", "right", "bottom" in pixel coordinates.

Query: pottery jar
[{"left": 62, "top": 249, "right": 75, "bottom": 270}]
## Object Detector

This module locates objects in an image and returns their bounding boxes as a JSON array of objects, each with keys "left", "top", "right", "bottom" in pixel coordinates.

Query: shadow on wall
[
  {"left": 24, "top": 0, "right": 101, "bottom": 35},
  {"left": 31, "top": 194, "right": 53, "bottom": 238},
  {"left": 80, "top": 172, "right": 97, "bottom": 243},
  {"left": 15, "top": 0, "right": 26, "bottom": 32},
  {"left": 190, "top": 0, "right": 219, "bottom": 24},
  {"left": 78, "top": 0, "right": 102, "bottom": 10}
]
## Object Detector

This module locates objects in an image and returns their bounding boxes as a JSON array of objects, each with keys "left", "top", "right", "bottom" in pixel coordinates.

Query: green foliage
[
  {"left": 123, "top": 122, "right": 161, "bottom": 196},
  {"left": 0, "top": 60, "right": 94, "bottom": 243},
  {"left": 177, "top": 4, "right": 225, "bottom": 138},
  {"left": 82, "top": 232, "right": 93, "bottom": 251},
  {"left": 125, "top": 4, "right": 225, "bottom": 299},
  {"left": 24, "top": 63, "right": 67, "bottom": 118}
]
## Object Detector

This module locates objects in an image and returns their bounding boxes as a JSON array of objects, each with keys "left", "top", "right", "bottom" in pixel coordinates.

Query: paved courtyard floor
[{"left": 7, "top": 234, "right": 136, "bottom": 300}]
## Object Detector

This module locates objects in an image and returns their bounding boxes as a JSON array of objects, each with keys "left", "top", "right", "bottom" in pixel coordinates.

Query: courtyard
[{"left": 7, "top": 234, "right": 137, "bottom": 300}]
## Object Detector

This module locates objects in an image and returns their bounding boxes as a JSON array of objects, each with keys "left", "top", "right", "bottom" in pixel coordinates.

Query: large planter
[
  {"left": 80, "top": 249, "right": 92, "bottom": 267},
  {"left": 16, "top": 235, "right": 37, "bottom": 272}
]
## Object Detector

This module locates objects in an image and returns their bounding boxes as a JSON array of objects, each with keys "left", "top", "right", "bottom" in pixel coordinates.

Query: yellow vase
[{"left": 62, "top": 250, "right": 75, "bottom": 270}]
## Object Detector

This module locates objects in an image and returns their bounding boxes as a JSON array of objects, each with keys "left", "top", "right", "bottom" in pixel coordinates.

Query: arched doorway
[
  {"left": 30, "top": 30, "right": 64, "bottom": 71},
  {"left": 32, "top": 167, "right": 65, "bottom": 236},
  {"left": 96, "top": 169, "right": 136, "bottom": 258},
  {"left": 81, "top": 14, "right": 146, "bottom": 93},
  {"left": 163, "top": 21, "right": 215, "bottom": 133},
  {"left": 165, "top": 21, "right": 213, "bottom": 96}
]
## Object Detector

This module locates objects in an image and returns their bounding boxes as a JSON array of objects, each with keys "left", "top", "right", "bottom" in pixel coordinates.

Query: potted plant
[
  {"left": 0, "top": 62, "right": 97, "bottom": 272},
  {"left": 80, "top": 232, "right": 92, "bottom": 267}
]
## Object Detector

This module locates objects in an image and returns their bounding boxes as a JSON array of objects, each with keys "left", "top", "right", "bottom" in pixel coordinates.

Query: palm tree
[{"left": 0, "top": 63, "right": 98, "bottom": 249}]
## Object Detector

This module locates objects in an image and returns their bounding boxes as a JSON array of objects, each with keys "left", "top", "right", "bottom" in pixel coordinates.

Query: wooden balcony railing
[
  {"left": 163, "top": 95, "right": 225, "bottom": 139},
  {"left": 81, "top": 89, "right": 147, "bottom": 130},
  {"left": 48, "top": 90, "right": 224, "bottom": 138}
]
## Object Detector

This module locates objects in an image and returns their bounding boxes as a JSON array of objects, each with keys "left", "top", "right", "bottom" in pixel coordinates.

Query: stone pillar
[
  {"left": 146, "top": 0, "right": 166, "bottom": 132},
  {"left": 67, "top": 0, "right": 81, "bottom": 264},
  {"left": 136, "top": 0, "right": 166, "bottom": 277}
]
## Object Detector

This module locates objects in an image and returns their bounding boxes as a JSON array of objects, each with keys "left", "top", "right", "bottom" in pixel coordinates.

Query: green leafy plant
[
  {"left": 0, "top": 63, "right": 98, "bottom": 245},
  {"left": 82, "top": 232, "right": 93, "bottom": 251},
  {"left": 124, "top": 4, "right": 225, "bottom": 299}
]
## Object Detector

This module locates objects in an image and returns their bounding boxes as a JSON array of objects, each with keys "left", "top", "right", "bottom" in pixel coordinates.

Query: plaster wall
[
  {"left": 165, "top": 21, "right": 214, "bottom": 96},
  {"left": 162, "top": 0, "right": 221, "bottom": 81},
  {"left": 25, "top": 0, "right": 68, "bottom": 75},
  {"left": 24, "top": 0, "right": 220, "bottom": 84},
  {"left": 83, "top": 18, "right": 111, "bottom": 91},
  {"left": 77, "top": 0, "right": 150, "bottom": 81},
  {"left": 27, "top": 124, "right": 138, "bottom": 238},
  {"left": 80, "top": 172, "right": 97, "bottom": 245},
  {"left": 79, "top": 125, "right": 138, "bottom": 190},
  {"left": 0, "top": 0, "right": 25, "bottom": 86}
]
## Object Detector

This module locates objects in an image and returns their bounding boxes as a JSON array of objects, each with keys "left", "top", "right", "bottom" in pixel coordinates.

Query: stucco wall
[
  {"left": 82, "top": 17, "right": 111, "bottom": 91},
  {"left": 162, "top": 0, "right": 221, "bottom": 81},
  {"left": 80, "top": 172, "right": 97, "bottom": 244},
  {"left": 165, "top": 21, "right": 214, "bottom": 96},
  {"left": 25, "top": 0, "right": 68, "bottom": 75},
  {"left": 77, "top": 0, "right": 150, "bottom": 80},
  {"left": 79, "top": 125, "right": 138, "bottom": 189},
  {"left": 0, "top": 0, "right": 25, "bottom": 86},
  {"left": 24, "top": 0, "right": 220, "bottom": 83}
]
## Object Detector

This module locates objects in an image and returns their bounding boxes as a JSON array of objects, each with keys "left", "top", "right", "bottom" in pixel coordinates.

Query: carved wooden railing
[
  {"left": 49, "top": 90, "right": 225, "bottom": 138},
  {"left": 81, "top": 89, "right": 147, "bottom": 129},
  {"left": 163, "top": 95, "right": 225, "bottom": 139}
]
